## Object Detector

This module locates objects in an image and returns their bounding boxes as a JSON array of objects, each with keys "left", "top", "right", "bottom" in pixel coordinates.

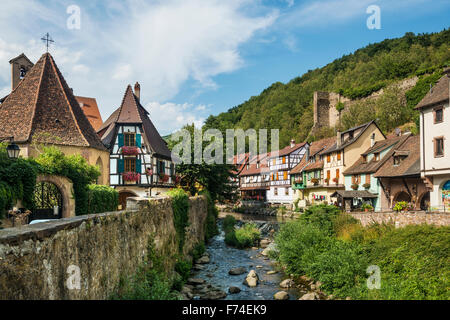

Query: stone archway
[
  {"left": 35, "top": 175, "right": 75, "bottom": 219},
  {"left": 119, "top": 190, "right": 138, "bottom": 210},
  {"left": 418, "top": 191, "right": 430, "bottom": 211},
  {"left": 96, "top": 157, "right": 104, "bottom": 185},
  {"left": 394, "top": 191, "right": 411, "bottom": 204}
]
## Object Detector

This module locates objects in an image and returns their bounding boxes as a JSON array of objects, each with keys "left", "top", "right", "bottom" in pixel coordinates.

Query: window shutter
[
  {"left": 156, "top": 160, "right": 160, "bottom": 173},
  {"left": 135, "top": 158, "right": 142, "bottom": 174},
  {"left": 162, "top": 161, "right": 166, "bottom": 173},
  {"left": 170, "top": 163, "right": 174, "bottom": 176},
  {"left": 118, "top": 133, "right": 124, "bottom": 148},
  {"left": 118, "top": 159, "right": 124, "bottom": 173},
  {"left": 136, "top": 134, "right": 142, "bottom": 148}
]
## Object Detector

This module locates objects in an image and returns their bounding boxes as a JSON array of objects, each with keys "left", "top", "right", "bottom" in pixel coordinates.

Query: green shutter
[
  {"left": 170, "top": 163, "right": 174, "bottom": 176},
  {"left": 161, "top": 161, "right": 165, "bottom": 173},
  {"left": 118, "top": 133, "right": 124, "bottom": 148},
  {"left": 136, "top": 134, "right": 142, "bottom": 147},
  {"left": 118, "top": 159, "right": 124, "bottom": 173},
  {"left": 156, "top": 161, "right": 160, "bottom": 174},
  {"left": 136, "top": 158, "right": 142, "bottom": 174}
]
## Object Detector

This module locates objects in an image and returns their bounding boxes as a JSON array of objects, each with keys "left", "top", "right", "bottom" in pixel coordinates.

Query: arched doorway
[
  {"left": 119, "top": 191, "right": 137, "bottom": 210},
  {"left": 419, "top": 192, "right": 430, "bottom": 211},
  {"left": 393, "top": 191, "right": 411, "bottom": 205},
  {"left": 96, "top": 157, "right": 104, "bottom": 185},
  {"left": 31, "top": 181, "right": 63, "bottom": 221},
  {"left": 442, "top": 180, "right": 450, "bottom": 211}
]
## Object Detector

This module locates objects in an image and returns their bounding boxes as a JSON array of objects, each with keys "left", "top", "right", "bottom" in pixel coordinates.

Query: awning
[{"left": 330, "top": 190, "right": 378, "bottom": 199}]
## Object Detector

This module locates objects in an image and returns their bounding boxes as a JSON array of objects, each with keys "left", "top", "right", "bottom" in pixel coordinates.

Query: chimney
[
  {"left": 290, "top": 139, "right": 295, "bottom": 148},
  {"left": 134, "top": 82, "right": 141, "bottom": 102},
  {"left": 371, "top": 133, "right": 376, "bottom": 147},
  {"left": 336, "top": 131, "right": 341, "bottom": 147}
]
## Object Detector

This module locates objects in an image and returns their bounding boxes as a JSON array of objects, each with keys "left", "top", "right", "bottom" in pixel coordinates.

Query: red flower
[
  {"left": 122, "top": 146, "right": 139, "bottom": 156},
  {"left": 122, "top": 172, "right": 141, "bottom": 182}
]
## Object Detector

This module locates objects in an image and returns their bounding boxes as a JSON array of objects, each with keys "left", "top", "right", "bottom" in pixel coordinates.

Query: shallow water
[{"left": 191, "top": 216, "right": 301, "bottom": 300}]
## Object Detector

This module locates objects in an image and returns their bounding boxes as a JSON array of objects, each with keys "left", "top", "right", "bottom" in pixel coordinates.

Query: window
[
  {"left": 125, "top": 158, "right": 136, "bottom": 172},
  {"left": 393, "top": 156, "right": 404, "bottom": 166},
  {"left": 124, "top": 132, "right": 136, "bottom": 146},
  {"left": 365, "top": 173, "right": 370, "bottom": 184},
  {"left": 434, "top": 107, "right": 444, "bottom": 123},
  {"left": 374, "top": 153, "right": 380, "bottom": 162},
  {"left": 434, "top": 137, "right": 444, "bottom": 157},
  {"left": 352, "top": 174, "right": 361, "bottom": 184},
  {"left": 362, "top": 155, "right": 367, "bottom": 163},
  {"left": 337, "top": 152, "right": 341, "bottom": 161},
  {"left": 283, "top": 171, "right": 288, "bottom": 180},
  {"left": 274, "top": 188, "right": 278, "bottom": 196},
  {"left": 327, "top": 154, "right": 331, "bottom": 163},
  {"left": 348, "top": 132, "right": 354, "bottom": 140},
  {"left": 285, "top": 188, "right": 289, "bottom": 196},
  {"left": 336, "top": 169, "right": 340, "bottom": 180}
]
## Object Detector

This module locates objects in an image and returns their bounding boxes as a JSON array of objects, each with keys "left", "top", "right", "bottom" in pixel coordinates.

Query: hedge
[{"left": 87, "top": 184, "right": 119, "bottom": 214}]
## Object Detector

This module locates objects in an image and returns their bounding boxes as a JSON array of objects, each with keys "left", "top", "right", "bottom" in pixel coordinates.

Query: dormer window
[
  {"left": 374, "top": 153, "right": 380, "bottom": 162},
  {"left": 393, "top": 156, "right": 406, "bottom": 166},
  {"left": 348, "top": 132, "right": 354, "bottom": 140},
  {"left": 362, "top": 155, "right": 368, "bottom": 163}
]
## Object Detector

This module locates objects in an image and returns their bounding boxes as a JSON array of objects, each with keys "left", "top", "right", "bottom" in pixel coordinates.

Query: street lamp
[{"left": 1, "top": 137, "right": 20, "bottom": 160}]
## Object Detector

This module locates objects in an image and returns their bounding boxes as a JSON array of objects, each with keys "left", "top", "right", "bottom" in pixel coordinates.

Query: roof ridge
[
  {"left": 27, "top": 54, "right": 48, "bottom": 143},
  {"left": 47, "top": 53, "right": 90, "bottom": 147}
]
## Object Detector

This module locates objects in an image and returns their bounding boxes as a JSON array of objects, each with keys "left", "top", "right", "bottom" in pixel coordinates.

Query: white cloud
[
  {"left": 146, "top": 101, "right": 206, "bottom": 135},
  {"left": 112, "top": 64, "right": 132, "bottom": 80}
]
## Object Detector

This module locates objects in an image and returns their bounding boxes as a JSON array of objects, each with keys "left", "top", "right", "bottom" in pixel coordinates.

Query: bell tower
[{"left": 9, "top": 53, "right": 34, "bottom": 91}]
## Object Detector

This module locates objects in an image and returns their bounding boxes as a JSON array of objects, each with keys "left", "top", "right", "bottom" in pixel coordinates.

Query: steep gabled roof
[
  {"left": 374, "top": 135, "right": 421, "bottom": 178},
  {"left": 239, "top": 153, "right": 270, "bottom": 176},
  {"left": 320, "top": 120, "right": 385, "bottom": 155},
  {"left": 415, "top": 72, "right": 449, "bottom": 109},
  {"left": 270, "top": 142, "right": 308, "bottom": 158},
  {"left": 98, "top": 85, "right": 172, "bottom": 159},
  {"left": 344, "top": 134, "right": 408, "bottom": 175},
  {"left": 75, "top": 96, "right": 103, "bottom": 131},
  {"left": 290, "top": 137, "right": 335, "bottom": 174},
  {"left": 0, "top": 53, "right": 106, "bottom": 150}
]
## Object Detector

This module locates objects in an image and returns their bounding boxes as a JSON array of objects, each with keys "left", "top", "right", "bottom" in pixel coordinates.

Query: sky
[{"left": 0, "top": 0, "right": 449, "bottom": 135}]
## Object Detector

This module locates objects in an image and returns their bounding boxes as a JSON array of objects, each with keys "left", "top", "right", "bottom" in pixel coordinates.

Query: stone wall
[
  {"left": 0, "top": 196, "right": 207, "bottom": 300},
  {"left": 350, "top": 211, "right": 450, "bottom": 228}
]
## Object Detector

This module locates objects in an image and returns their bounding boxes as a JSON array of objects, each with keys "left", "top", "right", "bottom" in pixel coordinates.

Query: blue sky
[{"left": 0, "top": 0, "right": 449, "bottom": 135}]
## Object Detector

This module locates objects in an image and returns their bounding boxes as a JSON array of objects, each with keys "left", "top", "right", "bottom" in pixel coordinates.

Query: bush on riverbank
[
  {"left": 167, "top": 188, "right": 190, "bottom": 253},
  {"left": 223, "top": 215, "right": 261, "bottom": 249},
  {"left": 275, "top": 205, "right": 450, "bottom": 300}
]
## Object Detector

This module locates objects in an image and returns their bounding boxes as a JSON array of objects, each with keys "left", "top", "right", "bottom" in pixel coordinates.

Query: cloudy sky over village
[{"left": 0, "top": 0, "right": 449, "bottom": 135}]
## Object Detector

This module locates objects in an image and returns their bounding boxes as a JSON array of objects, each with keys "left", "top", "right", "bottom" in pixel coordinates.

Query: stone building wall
[
  {"left": 350, "top": 211, "right": 450, "bottom": 228},
  {"left": 0, "top": 196, "right": 207, "bottom": 300}
]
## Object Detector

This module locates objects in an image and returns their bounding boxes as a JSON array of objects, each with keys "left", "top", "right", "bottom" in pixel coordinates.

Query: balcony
[{"left": 240, "top": 181, "right": 270, "bottom": 190}]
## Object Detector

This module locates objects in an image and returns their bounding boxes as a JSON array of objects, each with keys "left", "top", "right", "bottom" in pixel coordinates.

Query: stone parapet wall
[
  {"left": 350, "top": 211, "right": 450, "bottom": 228},
  {"left": 0, "top": 196, "right": 207, "bottom": 300}
]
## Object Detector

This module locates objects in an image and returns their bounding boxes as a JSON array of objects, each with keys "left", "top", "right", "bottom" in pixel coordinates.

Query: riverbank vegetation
[
  {"left": 223, "top": 215, "right": 261, "bottom": 249},
  {"left": 274, "top": 205, "right": 450, "bottom": 300}
]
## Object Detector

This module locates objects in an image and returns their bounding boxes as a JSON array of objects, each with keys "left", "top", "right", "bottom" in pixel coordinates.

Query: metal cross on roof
[{"left": 41, "top": 33, "right": 54, "bottom": 52}]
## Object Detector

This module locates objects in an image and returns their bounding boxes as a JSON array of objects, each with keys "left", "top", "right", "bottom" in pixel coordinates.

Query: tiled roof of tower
[
  {"left": 415, "top": 72, "right": 449, "bottom": 109},
  {"left": 0, "top": 53, "right": 106, "bottom": 150},
  {"left": 75, "top": 96, "right": 103, "bottom": 131},
  {"left": 98, "top": 85, "right": 172, "bottom": 159}
]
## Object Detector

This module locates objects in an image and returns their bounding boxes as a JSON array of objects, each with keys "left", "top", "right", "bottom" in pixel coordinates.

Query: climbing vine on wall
[{"left": 167, "top": 188, "right": 190, "bottom": 253}]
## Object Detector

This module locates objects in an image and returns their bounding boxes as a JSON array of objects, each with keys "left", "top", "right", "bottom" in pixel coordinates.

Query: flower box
[
  {"left": 311, "top": 178, "right": 319, "bottom": 185},
  {"left": 351, "top": 183, "right": 359, "bottom": 190},
  {"left": 363, "top": 183, "right": 371, "bottom": 189},
  {"left": 332, "top": 178, "right": 339, "bottom": 184},
  {"left": 145, "top": 168, "right": 153, "bottom": 176},
  {"left": 121, "top": 146, "right": 139, "bottom": 156},
  {"left": 159, "top": 173, "right": 169, "bottom": 183},
  {"left": 122, "top": 172, "right": 141, "bottom": 182}
]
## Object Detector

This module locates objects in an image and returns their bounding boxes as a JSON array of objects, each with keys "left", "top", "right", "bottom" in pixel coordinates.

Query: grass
[{"left": 275, "top": 205, "right": 450, "bottom": 300}]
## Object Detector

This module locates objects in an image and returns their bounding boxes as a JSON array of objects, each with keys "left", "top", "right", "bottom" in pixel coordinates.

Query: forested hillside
[{"left": 204, "top": 29, "right": 450, "bottom": 147}]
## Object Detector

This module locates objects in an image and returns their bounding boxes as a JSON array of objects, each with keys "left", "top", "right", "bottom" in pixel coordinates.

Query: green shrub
[
  {"left": 393, "top": 201, "right": 408, "bottom": 212},
  {"left": 191, "top": 242, "right": 206, "bottom": 261},
  {"left": 223, "top": 215, "right": 237, "bottom": 233},
  {"left": 300, "top": 204, "right": 342, "bottom": 235},
  {"left": 167, "top": 188, "right": 190, "bottom": 252},
  {"left": 0, "top": 182, "right": 13, "bottom": 219},
  {"left": 175, "top": 258, "right": 192, "bottom": 282},
  {"left": 112, "top": 236, "right": 178, "bottom": 300},
  {"left": 200, "top": 190, "right": 219, "bottom": 240},
  {"left": 87, "top": 185, "right": 118, "bottom": 214},
  {"left": 234, "top": 223, "right": 261, "bottom": 248},
  {"left": 224, "top": 229, "right": 238, "bottom": 247}
]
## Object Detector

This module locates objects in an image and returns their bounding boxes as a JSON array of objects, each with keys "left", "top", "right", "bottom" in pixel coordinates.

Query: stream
[{"left": 188, "top": 212, "right": 302, "bottom": 300}]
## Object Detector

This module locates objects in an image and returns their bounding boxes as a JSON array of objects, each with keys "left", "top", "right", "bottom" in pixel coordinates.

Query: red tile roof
[
  {"left": 239, "top": 153, "right": 270, "bottom": 176},
  {"left": 75, "top": 96, "right": 103, "bottom": 131},
  {"left": 290, "top": 137, "right": 335, "bottom": 174},
  {"left": 0, "top": 53, "right": 105, "bottom": 150}
]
